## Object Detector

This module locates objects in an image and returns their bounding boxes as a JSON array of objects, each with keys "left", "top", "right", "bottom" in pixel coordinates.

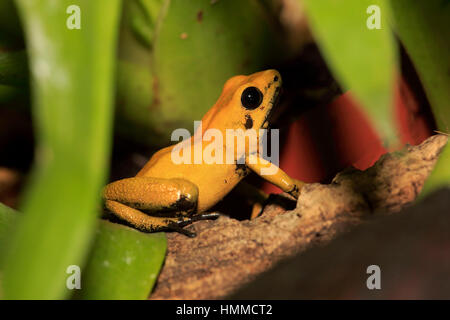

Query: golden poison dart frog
[{"left": 103, "top": 70, "right": 304, "bottom": 237}]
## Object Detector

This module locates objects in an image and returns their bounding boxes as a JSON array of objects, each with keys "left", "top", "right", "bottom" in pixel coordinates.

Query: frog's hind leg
[
  {"left": 105, "top": 200, "right": 186, "bottom": 236},
  {"left": 103, "top": 176, "right": 199, "bottom": 216},
  {"left": 103, "top": 177, "right": 218, "bottom": 237},
  {"left": 105, "top": 200, "right": 219, "bottom": 237}
]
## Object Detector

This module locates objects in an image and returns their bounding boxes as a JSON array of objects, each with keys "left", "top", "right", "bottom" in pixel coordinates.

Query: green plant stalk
[
  {"left": 2, "top": 0, "right": 122, "bottom": 299},
  {"left": 389, "top": 0, "right": 450, "bottom": 194},
  {"left": 302, "top": 0, "right": 398, "bottom": 147}
]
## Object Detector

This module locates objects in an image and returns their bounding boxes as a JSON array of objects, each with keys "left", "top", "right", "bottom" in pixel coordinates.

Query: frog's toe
[
  {"left": 191, "top": 212, "right": 220, "bottom": 221},
  {"left": 167, "top": 221, "right": 197, "bottom": 238},
  {"left": 167, "top": 212, "right": 220, "bottom": 237}
]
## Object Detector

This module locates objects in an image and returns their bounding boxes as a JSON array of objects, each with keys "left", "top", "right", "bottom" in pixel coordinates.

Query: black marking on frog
[
  {"left": 145, "top": 194, "right": 197, "bottom": 216},
  {"left": 245, "top": 114, "right": 253, "bottom": 129},
  {"left": 235, "top": 162, "right": 249, "bottom": 178},
  {"left": 174, "top": 194, "right": 197, "bottom": 212},
  {"left": 288, "top": 184, "right": 299, "bottom": 198}
]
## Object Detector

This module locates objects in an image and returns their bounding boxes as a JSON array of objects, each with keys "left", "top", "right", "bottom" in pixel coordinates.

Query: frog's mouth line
[{"left": 262, "top": 85, "right": 282, "bottom": 129}]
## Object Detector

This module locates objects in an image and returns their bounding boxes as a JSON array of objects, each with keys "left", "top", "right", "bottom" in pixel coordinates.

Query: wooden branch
[{"left": 150, "top": 134, "right": 448, "bottom": 300}]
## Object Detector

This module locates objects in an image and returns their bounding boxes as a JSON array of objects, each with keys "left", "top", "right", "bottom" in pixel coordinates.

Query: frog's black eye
[{"left": 241, "top": 86, "right": 263, "bottom": 110}]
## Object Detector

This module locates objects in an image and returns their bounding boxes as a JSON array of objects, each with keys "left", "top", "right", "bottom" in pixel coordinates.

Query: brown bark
[
  {"left": 230, "top": 187, "right": 450, "bottom": 299},
  {"left": 150, "top": 134, "right": 448, "bottom": 300}
]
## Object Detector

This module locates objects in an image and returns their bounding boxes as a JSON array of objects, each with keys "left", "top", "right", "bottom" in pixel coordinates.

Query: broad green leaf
[
  {"left": 118, "top": 0, "right": 283, "bottom": 146},
  {"left": 153, "top": 0, "right": 283, "bottom": 137},
  {"left": 390, "top": 0, "right": 450, "bottom": 194},
  {"left": 2, "top": 0, "right": 122, "bottom": 299},
  {"left": 115, "top": 60, "right": 154, "bottom": 141},
  {"left": 302, "top": 0, "right": 397, "bottom": 146},
  {"left": 76, "top": 221, "right": 166, "bottom": 300}
]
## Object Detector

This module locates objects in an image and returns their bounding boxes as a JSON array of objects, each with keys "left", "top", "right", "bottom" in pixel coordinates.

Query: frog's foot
[
  {"left": 245, "top": 154, "right": 305, "bottom": 200},
  {"left": 252, "top": 193, "right": 298, "bottom": 219},
  {"left": 166, "top": 222, "right": 197, "bottom": 238},
  {"left": 104, "top": 200, "right": 219, "bottom": 237},
  {"left": 167, "top": 212, "right": 220, "bottom": 237},
  {"left": 191, "top": 212, "right": 220, "bottom": 221}
]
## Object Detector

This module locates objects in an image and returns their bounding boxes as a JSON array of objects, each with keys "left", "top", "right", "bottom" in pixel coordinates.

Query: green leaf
[
  {"left": 2, "top": 0, "right": 122, "bottom": 299},
  {"left": 75, "top": 221, "right": 166, "bottom": 300},
  {"left": 302, "top": 0, "right": 397, "bottom": 146},
  {"left": 128, "top": 0, "right": 164, "bottom": 48},
  {"left": 0, "top": 205, "right": 167, "bottom": 300},
  {"left": 421, "top": 141, "right": 450, "bottom": 196},
  {"left": 0, "top": 204, "right": 17, "bottom": 269},
  {"left": 390, "top": 0, "right": 450, "bottom": 194},
  {"left": 115, "top": 60, "right": 154, "bottom": 140},
  {"left": 390, "top": 0, "right": 450, "bottom": 133}
]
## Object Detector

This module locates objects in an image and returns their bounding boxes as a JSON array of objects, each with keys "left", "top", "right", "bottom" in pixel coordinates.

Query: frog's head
[{"left": 204, "top": 69, "right": 282, "bottom": 132}]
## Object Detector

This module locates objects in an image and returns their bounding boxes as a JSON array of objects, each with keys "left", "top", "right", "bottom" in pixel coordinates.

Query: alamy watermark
[
  {"left": 367, "top": 5, "right": 382, "bottom": 30},
  {"left": 66, "top": 265, "right": 81, "bottom": 290},
  {"left": 171, "top": 121, "right": 280, "bottom": 176},
  {"left": 366, "top": 264, "right": 381, "bottom": 290},
  {"left": 66, "top": 5, "right": 81, "bottom": 30}
]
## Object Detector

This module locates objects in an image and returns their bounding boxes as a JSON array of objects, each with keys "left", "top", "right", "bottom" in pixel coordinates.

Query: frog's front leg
[
  {"left": 245, "top": 154, "right": 304, "bottom": 199},
  {"left": 103, "top": 177, "right": 216, "bottom": 237}
]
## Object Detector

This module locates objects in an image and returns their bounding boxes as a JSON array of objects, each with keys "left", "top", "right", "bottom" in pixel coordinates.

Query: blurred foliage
[
  {"left": 128, "top": 0, "right": 164, "bottom": 48},
  {"left": 0, "top": 84, "right": 22, "bottom": 103},
  {"left": 0, "top": 50, "right": 28, "bottom": 87},
  {"left": 1, "top": 0, "right": 122, "bottom": 299},
  {"left": 390, "top": 0, "right": 450, "bottom": 132},
  {"left": 0, "top": 0, "right": 27, "bottom": 104},
  {"left": 76, "top": 221, "right": 166, "bottom": 300},
  {"left": 389, "top": 0, "right": 450, "bottom": 194},
  {"left": 302, "top": 0, "right": 397, "bottom": 147},
  {"left": 0, "top": 203, "right": 16, "bottom": 268},
  {"left": 0, "top": 0, "right": 24, "bottom": 48}
]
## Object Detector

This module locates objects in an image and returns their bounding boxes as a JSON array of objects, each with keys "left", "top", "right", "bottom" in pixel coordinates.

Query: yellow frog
[{"left": 103, "top": 70, "right": 303, "bottom": 237}]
